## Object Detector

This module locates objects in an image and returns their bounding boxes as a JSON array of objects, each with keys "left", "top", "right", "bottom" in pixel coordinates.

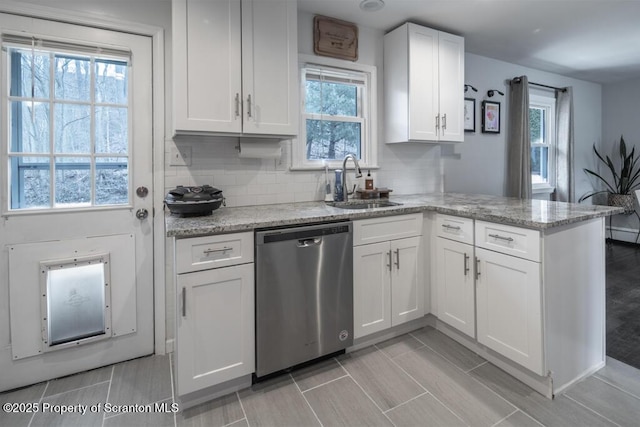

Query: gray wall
[
  {"left": 444, "top": 53, "right": 603, "bottom": 201},
  {"left": 601, "top": 78, "right": 640, "bottom": 239}
]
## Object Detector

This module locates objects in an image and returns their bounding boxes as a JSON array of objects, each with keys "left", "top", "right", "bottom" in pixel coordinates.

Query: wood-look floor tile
[
  {"left": 595, "top": 356, "right": 640, "bottom": 399},
  {"left": 494, "top": 410, "right": 543, "bottom": 427},
  {"left": 394, "top": 347, "right": 515, "bottom": 426},
  {"left": 226, "top": 419, "right": 249, "bottom": 427},
  {"left": 290, "top": 358, "right": 347, "bottom": 392},
  {"left": 177, "top": 392, "right": 244, "bottom": 427},
  {"left": 238, "top": 374, "right": 320, "bottom": 426},
  {"left": 338, "top": 346, "right": 424, "bottom": 411},
  {"left": 411, "top": 326, "right": 486, "bottom": 371},
  {"left": 44, "top": 365, "right": 112, "bottom": 397},
  {"left": 375, "top": 333, "right": 425, "bottom": 359},
  {"left": 470, "top": 362, "right": 616, "bottom": 427},
  {"left": 0, "top": 382, "right": 46, "bottom": 427},
  {"left": 31, "top": 382, "right": 108, "bottom": 427},
  {"left": 304, "top": 376, "right": 392, "bottom": 426},
  {"left": 108, "top": 354, "right": 172, "bottom": 406},
  {"left": 385, "top": 393, "right": 466, "bottom": 427},
  {"left": 565, "top": 375, "right": 640, "bottom": 426},
  {"left": 104, "top": 398, "right": 176, "bottom": 427}
]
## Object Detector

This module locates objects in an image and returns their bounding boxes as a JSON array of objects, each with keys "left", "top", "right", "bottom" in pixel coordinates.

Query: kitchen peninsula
[{"left": 167, "top": 193, "right": 621, "bottom": 405}]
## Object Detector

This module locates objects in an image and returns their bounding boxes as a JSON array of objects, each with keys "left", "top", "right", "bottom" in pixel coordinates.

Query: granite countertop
[{"left": 165, "top": 192, "right": 623, "bottom": 238}]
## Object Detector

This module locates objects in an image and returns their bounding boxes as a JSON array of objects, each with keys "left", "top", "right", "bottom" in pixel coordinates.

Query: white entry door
[{"left": 0, "top": 14, "right": 154, "bottom": 391}]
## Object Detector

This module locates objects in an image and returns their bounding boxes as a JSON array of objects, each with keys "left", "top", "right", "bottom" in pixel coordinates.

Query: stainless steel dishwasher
[{"left": 255, "top": 221, "right": 353, "bottom": 378}]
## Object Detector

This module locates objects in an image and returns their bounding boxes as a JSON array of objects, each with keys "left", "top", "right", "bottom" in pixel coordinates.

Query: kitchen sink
[{"left": 328, "top": 200, "right": 403, "bottom": 210}]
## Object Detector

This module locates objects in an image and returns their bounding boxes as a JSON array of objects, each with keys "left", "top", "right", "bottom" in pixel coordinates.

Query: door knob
[
  {"left": 136, "top": 208, "right": 149, "bottom": 220},
  {"left": 136, "top": 186, "right": 149, "bottom": 198}
]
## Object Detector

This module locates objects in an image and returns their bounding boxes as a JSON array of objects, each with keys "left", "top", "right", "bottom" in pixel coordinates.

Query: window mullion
[
  {"left": 49, "top": 51, "right": 55, "bottom": 208},
  {"left": 90, "top": 56, "right": 96, "bottom": 206}
]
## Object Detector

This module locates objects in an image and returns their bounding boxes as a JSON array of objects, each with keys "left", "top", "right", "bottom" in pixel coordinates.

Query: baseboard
[
  {"left": 165, "top": 339, "right": 174, "bottom": 354},
  {"left": 608, "top": 226, "right": 640, "bottom": 244}
]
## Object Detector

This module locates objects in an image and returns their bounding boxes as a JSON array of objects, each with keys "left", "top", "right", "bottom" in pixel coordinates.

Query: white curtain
[
  {"left": 506, "top": 76, "right": 531, "bottom": 199},
  {"left": 555, "top": 87, "right": 575, "bottom": 202}
]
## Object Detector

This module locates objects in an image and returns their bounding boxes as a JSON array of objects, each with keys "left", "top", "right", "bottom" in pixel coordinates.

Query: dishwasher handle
[{"left": 297, "top": 237, "right": 322, "bottom": 248}]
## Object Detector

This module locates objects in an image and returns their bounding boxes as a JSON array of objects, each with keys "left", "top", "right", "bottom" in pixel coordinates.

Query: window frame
[
  {"left": 291, "top": 54, "right": 378, "bottom": 171},
  {"left": 529, "top": 92, "right": 556, "bottom": 195},
  {"left": 3, "top": 39, "right": 133, "bottom": 213}
]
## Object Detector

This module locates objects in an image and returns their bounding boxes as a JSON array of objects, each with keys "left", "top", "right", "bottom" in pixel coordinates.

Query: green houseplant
[{"left": 579, "top": 136, "right": 640, "bottom": 213}]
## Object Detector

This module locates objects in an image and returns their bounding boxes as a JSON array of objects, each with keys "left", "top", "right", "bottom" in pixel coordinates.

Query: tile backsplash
[{"left": 165, "top": 136, "right": 443, "bottom": 207}]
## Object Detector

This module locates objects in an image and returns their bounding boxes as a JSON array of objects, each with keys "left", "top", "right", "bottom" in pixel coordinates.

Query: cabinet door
[
  {"left": 476, "top": 248, "right": 543, "bottom": 375},
  {"left": 436, "top": 238, "right": 475, "bottom": 337},
  {"left": 437, "top": 32, "right": 465, "bottom": 142},
  {"left": 176, "top": 263, "right": 254, "bottom": 396},
  {"left": 241, "top": 0, "right": 298, "bottom": 136},
  {"left": 354, "top": 242, "right": 392, "bottom": 338},
  {"left": 173, "top": 0, "right": 242, "bottom": 134},
  {"left": 391, "top": 236, "right": 424, "bottom": 326},
  {"left": 408, "top": 24, "right": 439, "bottom": 141}
]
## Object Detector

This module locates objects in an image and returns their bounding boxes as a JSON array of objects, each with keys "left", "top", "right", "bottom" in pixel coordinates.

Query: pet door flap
[{"left": 40, "top": 254, "right": 112, "bottom": 351}]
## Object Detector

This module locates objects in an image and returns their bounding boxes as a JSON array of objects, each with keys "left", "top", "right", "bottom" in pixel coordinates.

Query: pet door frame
[{"left": 39, "top": 253, "right": 112, "bottom": 352}]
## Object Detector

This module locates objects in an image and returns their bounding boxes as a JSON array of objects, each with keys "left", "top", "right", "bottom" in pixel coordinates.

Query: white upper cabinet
[
  {"left": 172, "top": 0, "right": 298, "bottom": 137},
  {"left": 384, "top": 23, "right": 465, "bottom": 143}
]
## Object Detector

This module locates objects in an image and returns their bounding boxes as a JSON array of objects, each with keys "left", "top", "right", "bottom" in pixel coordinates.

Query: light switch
[{"left": 170, "top": 146, "right": 192, "bottom": 166}]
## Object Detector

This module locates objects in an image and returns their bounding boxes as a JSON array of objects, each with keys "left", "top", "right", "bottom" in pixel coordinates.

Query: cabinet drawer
[
  {"left": 475, "top": 221, "right": 540, "bottom": 262},
  {"left": 176, "top": 232, "right": 254, "bottom": 273},
  {"left": 353, "top": 213, "right": 422, "bottom": 246},
  {"left": 435, "top": 214, "right": 474, "bottom": 244}
]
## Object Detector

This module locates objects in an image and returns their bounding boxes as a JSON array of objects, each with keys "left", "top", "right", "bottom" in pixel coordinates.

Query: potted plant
[{"left": 579, "top": 136, "right": 640, "bottom": 213}]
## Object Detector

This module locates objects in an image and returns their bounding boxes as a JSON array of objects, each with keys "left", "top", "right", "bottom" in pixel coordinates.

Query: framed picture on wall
[
  {"left": 464, "top": 98, "right": 475, "bottom": 132},
  {"left": 482, "top": 100, "right": 501, "bottom": 133}
]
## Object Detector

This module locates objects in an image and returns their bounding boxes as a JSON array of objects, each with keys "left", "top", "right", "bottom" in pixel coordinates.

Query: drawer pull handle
[
  {"left": 464, "top": 253, "right": 469, "bottom": 276},
  {"left": 203, "top": 247, "right": 231, "bottom": 255},
  {"left": 488, "top": 234, "right": 514, "bottom": 242},
  {"left": 234, "top": 93, "right": 240, "bottom": 118},
  {"left": 387, "top": 250, "right": 392, "bottom": 272},
  {"left": 475, "top": 257, "right": 481, "bottom": 280},
  {"left": 442, "top": 224, "right": 461, "bottom": 231},
  {"left": 182, "top": 287, "right": 186, "bottom": 318},
  {"left": 395, "top": 248, "right": 400, "bottom": 269}
]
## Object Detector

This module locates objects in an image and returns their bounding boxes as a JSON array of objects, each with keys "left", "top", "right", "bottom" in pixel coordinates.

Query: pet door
[{"left": 40, "top": 254, "right": 112, "bottom": 351}]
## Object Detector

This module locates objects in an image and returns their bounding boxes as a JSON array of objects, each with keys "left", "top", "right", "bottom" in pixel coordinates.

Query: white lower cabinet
[
  {"left": 475, "top": 247, "right": 543, "bottom": 375},
  {"left": 434, "top": 214, "right": 544, "bottom": 375},
  {"left": 353, "top": 214, "right": 423, "bottom": 339},
  {"left": 435, "top": 237, "right": 475, "bottom": 337},
  {"left": 174, "top": 232, "right": 254, "bottom": 397}
]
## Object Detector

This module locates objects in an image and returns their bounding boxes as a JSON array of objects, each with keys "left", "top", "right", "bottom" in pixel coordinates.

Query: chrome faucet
[{"left": 342, "top": 153, "right": 363, "bottom": 202}]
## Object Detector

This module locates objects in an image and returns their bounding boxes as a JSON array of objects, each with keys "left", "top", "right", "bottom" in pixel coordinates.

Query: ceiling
[{"left": 297, "top": 0, "right": 640, "bottom": 85}]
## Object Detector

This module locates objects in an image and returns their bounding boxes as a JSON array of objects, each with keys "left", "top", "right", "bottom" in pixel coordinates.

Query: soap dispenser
[
  {"left": 334, "top": 169, "right": 344, "bottom": 202},
  {"left": 365, "top": 170, "right": 374, "bottom": 190}
]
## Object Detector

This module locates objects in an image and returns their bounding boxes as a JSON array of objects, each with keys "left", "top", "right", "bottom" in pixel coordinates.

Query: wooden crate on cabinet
[{"left": 172, "top": 0, "right": 298, "bottom": 137}]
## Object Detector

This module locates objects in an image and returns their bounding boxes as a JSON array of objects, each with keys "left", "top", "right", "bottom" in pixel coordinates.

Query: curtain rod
[{"left": 511, "top": 77, "right": 567, "bottom": 92}]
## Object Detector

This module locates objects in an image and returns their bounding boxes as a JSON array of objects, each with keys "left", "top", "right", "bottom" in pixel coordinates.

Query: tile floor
[
  {"left": 3, "top": 325, "right": 640, "bottom": 427},
  {"left": 606, "top": 241, "right": 640, "bottom": 369}
]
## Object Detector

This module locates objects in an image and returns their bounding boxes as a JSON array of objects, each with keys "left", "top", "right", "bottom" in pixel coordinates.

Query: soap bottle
[
  {"left": 334, "top": 169, "right": 344, "bottom": 202},
  {"left": 365, "top": 170, "right": 374, "bottom": 190}
]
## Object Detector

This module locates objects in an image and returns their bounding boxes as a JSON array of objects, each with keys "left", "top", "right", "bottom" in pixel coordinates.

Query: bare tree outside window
[{"left": 7, "top": 46, "right": 130, "bottom": 210}]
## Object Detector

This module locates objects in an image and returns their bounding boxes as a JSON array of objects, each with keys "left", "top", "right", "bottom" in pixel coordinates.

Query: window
[
  {"left": 5, "top": 37, "right": 131, "bottom": 211},
  {"left": 293, "top": 55, "right": 377, "bottom": 170},
  {"left": 529, "top": 93, "right": 556, "bottom": 193}
]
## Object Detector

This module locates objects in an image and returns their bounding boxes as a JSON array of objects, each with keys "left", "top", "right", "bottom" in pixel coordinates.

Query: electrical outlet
[{"left": 170, "top": 146, "right": 192, "bottom": 166}]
